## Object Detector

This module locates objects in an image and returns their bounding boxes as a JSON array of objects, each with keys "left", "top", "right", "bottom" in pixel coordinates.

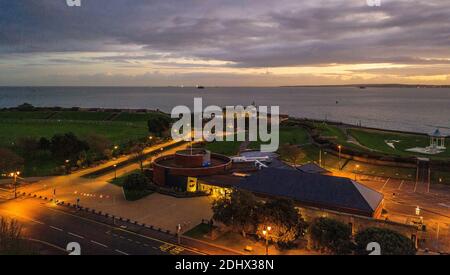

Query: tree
[
  {"left": 355, "top": 227, "right": 416, "bottom": 255},
  {"left": 84, "top": 134, "right": 112, "bottom": 160},
  {"left": 310, "top": 217, "right": 354, "bottom": 254},
  {"left": 256, "top": 198, "right": 308, "bottom": 246},
  {"left": 0, "top": 148, "right": 24, "bottom": 174},
  {"left": 50, "top": 133, "right": 89, "bottom": 161},
  {"left": 38, "top": 137, "right": 51, "bottom": 151},
  {"left": 15, "top": 137, "right": 39, "bottom": 157},
  {"left": 147, "top": 115, "right": 171, "bottom": 137},
  {"left": 131, "top": 143, "right": 146, "bottom": 173},
  {"left": 0, "top": 218, "right": 24, "bottom": 254},
  {"left": 212, "top": 189, "right": 260, "bottom": 237},
  {"left": 16, "top": 103, "right": 34, "bottom": 111},
  {"left": 278, "top": 144, "right": 305, "bottom": 166},
  {"left": 123, "top": 173, "right": 149, "bottom": 191}
]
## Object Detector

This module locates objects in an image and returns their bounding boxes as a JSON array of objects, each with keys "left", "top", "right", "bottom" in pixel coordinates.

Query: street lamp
[
  {"left": 10, "top": 171, "right": 20, "bottom": 199},
  {"left": 262, "top": 226, "right": 272, "bottom": 256},
  {"left": 355, "top": 164, "right": 360, "bottom": 180},
  {"left": 65, "top": 159, "right": 71, "bottom": 174},
  {"left": 415, "top": 206, "right": 420, "bottom": 216},
  {"left": 113, "top": 164, "right": 117, "bottom": 180},
  {"left": 337, "top": 145, "right": 343, "bottom": 170}
]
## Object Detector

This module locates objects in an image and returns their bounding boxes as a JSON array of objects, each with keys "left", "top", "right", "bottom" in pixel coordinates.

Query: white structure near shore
[{"left": 406, "top": 128, "right": 447, "bottom": 155}]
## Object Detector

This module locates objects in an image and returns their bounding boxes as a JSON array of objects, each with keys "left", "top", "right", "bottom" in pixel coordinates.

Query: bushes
[
  {"left": 355, "top": 227, "right": 416, "bottom": 255},
  {"left": 256, "top": 199, "right": 308, "bottom": 246},
  {"left": 212, "top": 190, "right": 308, "bottom": 246},
  {"left": 310, "top": 218, "right": 416, "bottom": 255},
  {"left": 123, "top": 173, "right": 149, "bottom": 191},
  {"left": 0, "top": 148, "right": 24, "bottom": 174},
  {"left": 310, "top": 217, "right": 354, "bottom": 255},
  {"left": 121, "top": 173, "right": 152, "bottom": 201}
]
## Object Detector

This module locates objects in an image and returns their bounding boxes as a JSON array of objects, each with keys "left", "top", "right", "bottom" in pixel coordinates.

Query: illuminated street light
[
  {"left": 113, "top": 164, "right": 117, "bottom": 180},
  {"left": 415, "top": 206, "right": 420, "bottom": 216},
  {"left": 338, "top": 145, "right": 342, "bottom": 170},
  {"left": 355, "top": 164, "right": 360, "bottom": 180},
  {"left": 10, "top": 171, "right": 21, "bottom": 199},
  {"left": 262, "top": 226, "right": 272, "bottom": 255}
]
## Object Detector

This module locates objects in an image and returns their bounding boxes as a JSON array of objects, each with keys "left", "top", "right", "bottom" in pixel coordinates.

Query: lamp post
[
  {"left": 338, "top": 145, "right": 342, "bottom": 170},
  {"left": 65, "top": 159, "right": 71, "bottom": 174},
  {"left": 113, "top": 164, "right": 117, "bottom": 180},
  {"left": 148, "top": 136, "right": 154, "bottom": 147},
  {"left": 262, "top": 226, "right": 272, "bottom": 256},
  {"left": 355, "top": 164, "right": 360, "bottom": 180},
  {"left": 10, "top": 171, "right": 20, "bottom": 199}
]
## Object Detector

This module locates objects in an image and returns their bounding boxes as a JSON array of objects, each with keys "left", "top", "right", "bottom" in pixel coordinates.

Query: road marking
[
  {"left": 381, "top": 178, "right": 390, "bottom": 191},
  {"left": 41, "top": 203, "right": 205, "bottom": 255},
  {"left": 115, "top": 249, "right": 129, "bottom": 255},
  {"left": 127, "top": 239, "right": 133, "bottom": 242},
  {"left": 27, "top": 238, "right": 67, "bottom": 254},
  {"left": 50, "top": 225, "right": 63, "bottom": 232},
  {"left": 68, "top": 232, "right": 85, "bottom": 239},
  {"left": 91, "top": 240, "right": 108, "bottom": 248},
  {"left": 398, "top": 180, "right": 404, "bottom": 190}
]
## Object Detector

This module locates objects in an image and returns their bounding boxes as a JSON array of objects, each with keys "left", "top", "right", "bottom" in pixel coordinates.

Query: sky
[{"left": 0, "top": 0, "right": 450, "bottom": 86}]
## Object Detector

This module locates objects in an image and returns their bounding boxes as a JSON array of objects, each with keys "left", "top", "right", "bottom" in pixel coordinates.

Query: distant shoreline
[
  {"left": 281, "top": 84, "right": 450, "bottom": 88},
  {"left": 1, "top": 84, "right": 450, "bottom": 88}
]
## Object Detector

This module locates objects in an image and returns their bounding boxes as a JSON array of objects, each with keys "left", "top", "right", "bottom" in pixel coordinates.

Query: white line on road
[
  {"left": 68, "top": 232, "right": 85, "bottom": 239},
  {"left": 381, "top": 178, "right": 390, "bottom": 191},
  {"left": 50, "top": 225, "right": 63, "bottom": 232},
  {"left": 91, "top": 240, "right": 108, "bottom": 248},
  {"left": 115, "top": 249, "right": 129, "bottom": 255},
  {"left": 398, "top": 180, "right": 404, "bottom": 190}
]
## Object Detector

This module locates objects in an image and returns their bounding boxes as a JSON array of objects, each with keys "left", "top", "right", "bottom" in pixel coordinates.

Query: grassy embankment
[
  {"left": 0, "top": 110, "right": 165, "bottom": 176},
  {"left": 108, "top": 169, "right": 153, "bottom": 201}
]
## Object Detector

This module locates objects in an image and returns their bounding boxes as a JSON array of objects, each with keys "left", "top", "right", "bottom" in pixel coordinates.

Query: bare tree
[
  {"left": 131, "top": 143, "right": 146, "bottom": 173},
  {"left": 0, "top": 218, "right": 24, "bottom": 254},
  {"left": 278, "top": 144, "right": 305, "bottom": 166}
]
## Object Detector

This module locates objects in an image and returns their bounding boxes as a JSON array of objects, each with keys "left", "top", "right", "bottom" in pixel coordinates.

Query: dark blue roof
[
  {"left": 297, "top": 163, "right": 330, "bottom": 174},
  {"left": 237, "top": 167, "right": 383, "bottom": 216}
]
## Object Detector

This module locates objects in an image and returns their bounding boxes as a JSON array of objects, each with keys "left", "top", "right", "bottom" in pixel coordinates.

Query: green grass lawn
[
  {"left": 184, "top": 223, "right": 213, "bottom": 239},
  {"left": 113, "top": 112, "right": 169, "bottom": 122},
  {"left": 343, "top": 160, "right": 416, "bottom": 180},
  {"left": 0, "top": 111, "right": 53, "bottom": 120},
  {"left": 348, "top": 128, "right": 450, "bottom": 160},
  {"left": 205, "top": 138, "right": 242, "bottom": 156},
  {"left": 108, "top": 169, "right": 141, "bottom": 187},
  {"left": 249, "top": 126, "right": 311, "bottom": 149},
  {"left": 52, "top": 111, "right": 113, "bottom": 121},
  {"left": 0, "top": 120, "right": 149, "bottom": 147},
  {"left": 107, "top": 170, "right": 153, "bottom": 200}
]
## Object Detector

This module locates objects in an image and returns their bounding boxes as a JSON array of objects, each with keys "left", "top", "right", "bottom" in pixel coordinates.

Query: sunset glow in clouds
[{"left": 1, "top": 0, "right": 450, "bottom": 86}]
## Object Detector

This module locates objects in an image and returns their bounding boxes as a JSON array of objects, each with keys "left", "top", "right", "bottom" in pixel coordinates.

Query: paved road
[{"left": 0, "top": 198, "right": 202, "bottom": 255}]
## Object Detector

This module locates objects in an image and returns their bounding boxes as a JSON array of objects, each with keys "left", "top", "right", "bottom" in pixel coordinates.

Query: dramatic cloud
[{"left": 1, "top": 0, "right": 450, "bottom": 85}]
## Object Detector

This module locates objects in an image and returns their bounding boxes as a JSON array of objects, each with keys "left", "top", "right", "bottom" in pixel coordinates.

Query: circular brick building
[{"left": 152, "top": 148, "right": 232, "bottom": 190}]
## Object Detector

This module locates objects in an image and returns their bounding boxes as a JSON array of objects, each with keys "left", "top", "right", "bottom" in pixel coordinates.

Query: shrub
[
  {"left": 355, "top": 227, "right": 416, "bottom": 255},
  {"left": 310, "top": 217, "right": 354, "bottom": 254},
  {"left": 123, "top": 173, "right": 149, "bottom": 191}
]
